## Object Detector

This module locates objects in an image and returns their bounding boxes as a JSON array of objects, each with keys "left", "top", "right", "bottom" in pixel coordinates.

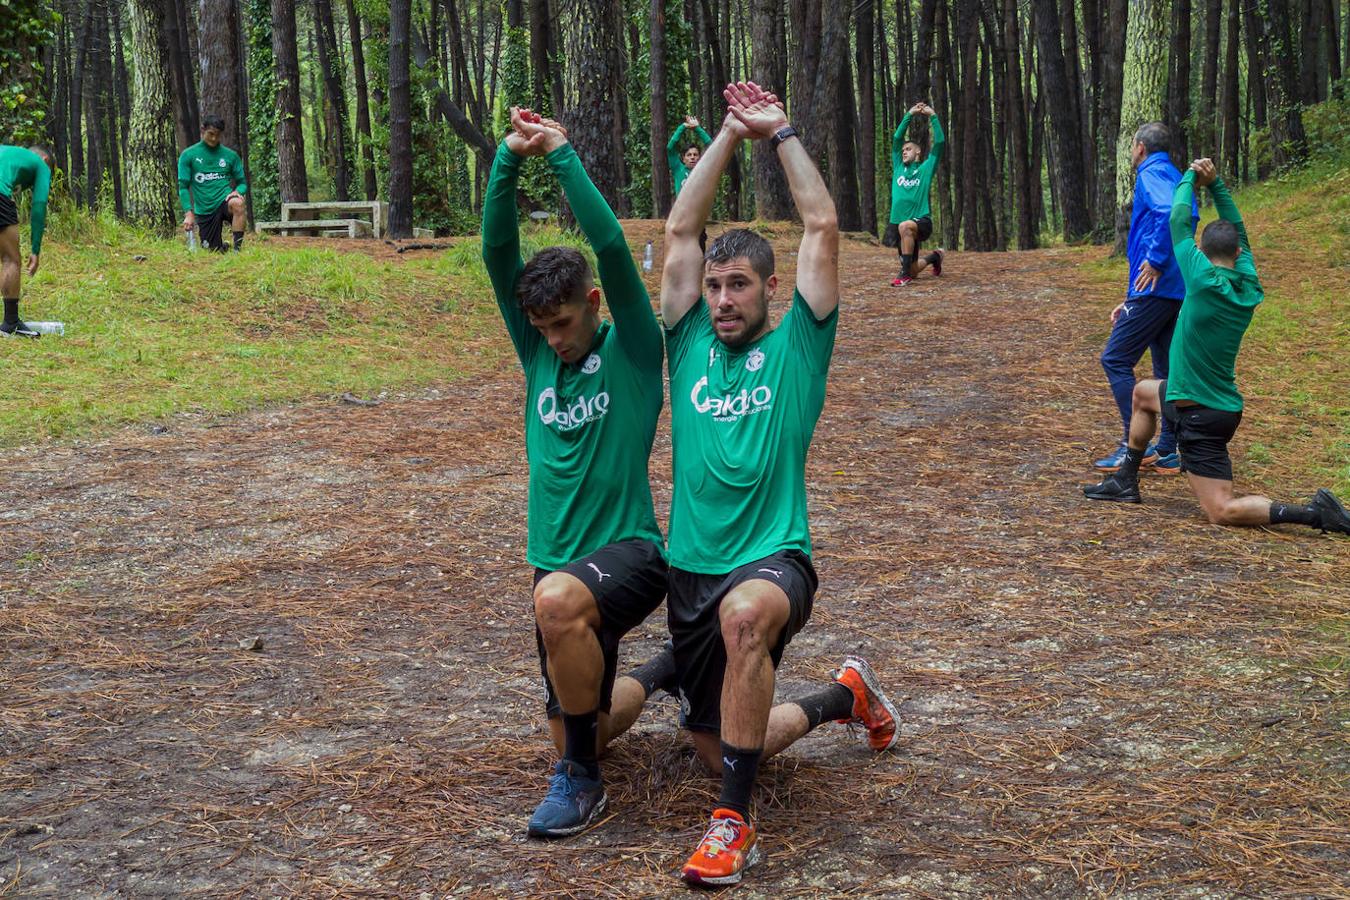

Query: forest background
[{"left": 1, "top": 0, "right": 1348, "bottom": 245}]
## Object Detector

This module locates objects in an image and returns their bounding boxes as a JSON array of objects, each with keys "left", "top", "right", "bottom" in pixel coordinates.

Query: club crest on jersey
[
  {"left": 581, "top": 353, "right": 602, "bottom": 374},
  {"left": 219, "top": 159, "right": 228, "bottom": 168},
  {"left": 746, "top": 348, "right": 765, "bottom": 372}
]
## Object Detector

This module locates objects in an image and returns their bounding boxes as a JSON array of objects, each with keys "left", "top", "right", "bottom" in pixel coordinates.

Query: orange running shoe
[
  {"left": 834, "top": 656, "right": 900, "bottom": 751},
  {"left": 680, "top": 808, "right": 763, "bottom": 886}
]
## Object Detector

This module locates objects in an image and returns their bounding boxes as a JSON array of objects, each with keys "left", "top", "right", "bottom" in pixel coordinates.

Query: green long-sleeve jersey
[
  {"left": 889, "top": 113, "right": 945, "bottom": 224},
  {"left": 177, "top": 141, "right": 247, "bottom": 214},
  {"left": 667, "top": 123, "right": 713, "bottom": 197},
  {"left": 1165, "top": 173, "right": 1263, "bottom": 413},
  {"left": 481, "top": 142, "right": 665, "bottom": 570},
  {"left": 0, "top": 145, "right": 52, "bottom": 255}
]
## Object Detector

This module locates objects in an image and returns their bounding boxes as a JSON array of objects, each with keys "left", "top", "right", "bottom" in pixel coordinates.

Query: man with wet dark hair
[
  {"left": 0, "top": 144, "right": 52, "bottom": 338},
  {"left": 885, "top": 102, "right": 945, "bottom": 286},
  {"left": 1092, "top": 121, "right": 1196, "bottom": 474},
  {"left": 661, "top": 82, "right": 901, "bottom": 886},
  {"left": 482, "top": 108, "right": 675, "bottom": 839},
  {"left": 1085, "top": 158, "right": 1350, "bottom": 537},
  {"left": 177, "top": 116, "right": 248, "bottom": 252}
]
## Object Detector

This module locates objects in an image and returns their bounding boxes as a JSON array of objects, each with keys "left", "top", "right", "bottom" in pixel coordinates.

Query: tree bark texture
[
  {"left": 271, "top": 0, "right": 308, "bottom": 202},
  {"left": 1032, "top": 0, "right": 1092, "bottom": 241},
  {"left": 345, "top": 0, "right": 378, "bottom": 200},
  {"left": 1115, "top": 0, "right": 1169, "bottom": 250},
  {"left": 650, "top": 0, "right": 672, "bottom": 216},
  {"left": 313, "top": 0, "right": 353, "bottom": 200},
  {"left": 569, "top": 0, "right": 628, "bottom": 215},
  {"left": 126, "top": 0, "right": 178, "bottom": 230},
  {"left": 750, "top": 0, "right": 791, "bottom": 219},
  {"left": 389, "top": 0, "right": 414, "bottom": 237}
]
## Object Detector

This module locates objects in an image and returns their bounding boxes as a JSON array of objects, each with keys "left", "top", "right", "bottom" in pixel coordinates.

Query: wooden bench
[
  {"left": 282, "top": 200, "right": 388, "bottom": 239},
  {"left": 256, "top": 218, "right": 373, "bottom": 238}
]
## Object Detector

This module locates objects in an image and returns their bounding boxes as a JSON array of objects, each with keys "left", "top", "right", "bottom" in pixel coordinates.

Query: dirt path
[{"left": 2, "top": 230, "right": 1347, "bottom": 898}]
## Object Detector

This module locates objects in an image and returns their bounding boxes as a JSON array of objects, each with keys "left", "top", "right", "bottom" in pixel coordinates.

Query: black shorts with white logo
[
  {"left": 0, "top": 193, "right": 18, "bottom": 230},
  {"left": 533, "top": 539, "right": 667, "bottom": 717},
  {"left": 667, "top": 550, "right": 817, "bottom": 734},
  {"left": 197, "top": 199, "right": 231, "bottom": 252},
  {"left": 882, "top": 216, "right": 933, "bottom": 253},
  {"left": 1158, "top": 379, "right": 1243, "bottom": 481}
]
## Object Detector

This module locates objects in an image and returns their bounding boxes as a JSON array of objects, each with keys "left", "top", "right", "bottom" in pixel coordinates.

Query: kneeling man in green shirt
[
  {"left": 660, "top": 81, "right": 903, "bottom": 886},
  {"left": 482, "top": 108, "right": 677, "bottom": 840},
  {"left": 1084, "top": 157, "right": 1349, "bottom": 536}
]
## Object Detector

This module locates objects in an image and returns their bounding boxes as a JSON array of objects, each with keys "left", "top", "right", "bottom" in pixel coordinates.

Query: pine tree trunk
[
  {"left": 750, "top": 0, "right": 791, "bottom": 219},
  {"left": 1200, "top": 0, "right": 1221, "bottom": 154},
  {"left": 1093, "top": 0, "right": 1127, "bottom": 242},
  {"left": 69, "top": 1, "right": 91, "bottom": 205},
  {"left": 345, "top": 0, "right": 378, "bottom": 200},
  {"left": 271, "top": 0, "right": 308, "bottom": 203},
  {"left": 650, "top": 0, "right": 672, "bottom": 216},
  {"left": 1253, "top": 0, "right": 1307, "bottom": 166},
  {"left": 856, "top": 0, "right": 877, "bottom": 234},
  {"left": 1032, "top": 0, "right": 1092, "bottom": 241},
  {"left": 1221, "top": 0, "right": 1240, "bottom": 180},
  {"left": 126, "top": 0, "right": 178, "bottom": 230},
  {"left": 699, "top": 0, "right": 741, "bottom": 218},
  {"left": 388, "top": 0, "right": 413, "bottom": 237},
  {"left": 1241, "top": 0, "right": 1268, "bottom": 178},
  {"left": 83, "top": 0, "right": 105, "bottom": 209},
  {"left": 312, "top": 0, "right": 353, "bottom": 200},
  {"left": 1167, "top": 0, "right": 1192, "bottom": 167},
  {"left": 569, "top": 0, "right": 628, "bottom": 214},
  {"left": 1113, "top": 0, "right": 1169, "bottom": 252},
  {"left": 1299, "top": 0, "right": 1321, "bottom": 103},
  {"left": 198, "top": 0, "right": 241, "bottom": 145},
  {"left": 1003, "top": 0, "right": 1035, "bottom": 248}
]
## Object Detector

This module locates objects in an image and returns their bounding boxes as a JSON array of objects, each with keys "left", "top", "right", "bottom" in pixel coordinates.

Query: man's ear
[
  {"left": 764, "top": 274, "right": 778, "bottom": 301},
  {"left": 587, "top": 286, "right": 602, "bottom": 313}
]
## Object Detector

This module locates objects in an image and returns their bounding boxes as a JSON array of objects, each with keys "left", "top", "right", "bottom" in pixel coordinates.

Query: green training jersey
[
  {"left": 667, "top": 123, "right": 713, "bottom": 197},
  {"left": 177, "top": 141, "right": 248, "bottom": 215},
  {"left": 888, "top": 113, "right": 945, "bottom": 224},
  {"left": 665, "top": 291, "right": 838, "bottom": 573},
  {"left": 482, "top": 142, "right": 664, "bottom": 571},
  {"left": 1165, "top": 173, "right": 1263, "bottom": 413},
  {"left": 0, "top": 145, "right": 51, "bottom": 255}
]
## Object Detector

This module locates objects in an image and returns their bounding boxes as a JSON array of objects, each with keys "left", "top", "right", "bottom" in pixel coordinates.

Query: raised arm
[
  {"left": 727, "top": 82, "right": 839, "bottom": 318},
  {"left": 546, "top": 139, "right": 661, "bottom": 364},
  {"left": 927, "top": 111, "right": 945, "bottom": 167},
  {"left": 666, "top": 123, "right": 687, "bottom": 174},
  {"left": 481, "top": 135, "right": 535, "bottom": 363},
  {"left": 1169, "top": 168, "right": 1208, "bottom": 291},
  {"left": 891, "top": 111, "right": 913, "bottom": 172},
  {"left": 661, "top": 112, "right": 747, "bottom": 328},
  {"left": 1208, "top": 176, "right": 1250, "bottom": 255}
]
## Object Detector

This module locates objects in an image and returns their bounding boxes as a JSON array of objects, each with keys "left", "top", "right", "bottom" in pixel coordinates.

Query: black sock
[
  {"left": 3, "top": 298, "right": 17, "bottom": 326},
  {"left": 717, "top": 743, "right": 762, "bottom": 819},
  {"left": 793, "top": 682, "right": 856, "bottom": 731},
  {"left": 924, "top": 251, "right": 940, "bottom": 265},
  {"left": 232, "top": 231, "right": 244, "bottom": 251},
  {"left": 899, "top": 253, "right": 913, "bottom": 277},
  {"left": 560, "top": 710, "right": 600, "bottom": 779},
  {"left": 1117, "top": 446, "right": 1145, "bottom": 480},
  {"left": 625, "top": 644, "right": 678, "bottom": 697},
  {"left": 1269, "top": 501, "right": 1319, "bottom": 527}
]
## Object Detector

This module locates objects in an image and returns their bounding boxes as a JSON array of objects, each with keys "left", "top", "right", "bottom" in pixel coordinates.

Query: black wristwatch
[{"left": 770, "top": 125, "right": 798, "bottom": 149}]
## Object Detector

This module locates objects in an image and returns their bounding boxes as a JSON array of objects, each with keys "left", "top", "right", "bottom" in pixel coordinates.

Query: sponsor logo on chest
[
  {"left": 536, "top": 387, "right": 610, "bottom": 431},
  {"left": 691, "top": 345, "right": 773, "bottom": 422},
  {"left": 897, "top": 174, "right": 922, "bottom": 189}
]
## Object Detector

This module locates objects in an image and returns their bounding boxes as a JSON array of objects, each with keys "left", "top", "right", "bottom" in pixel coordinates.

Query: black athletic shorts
[
  {"left": 0, "top": 193, "right": 17, "bottom": 230},
  {"left": 533, "top": 539, "right": 667, "bottom": 718},
  {"left": 1158, "top": 380, "right": 1243, "bottom": 481},
  {"left": 197, "top": 199, "right": 231, "bottom": 252},
  {"left": 667, "top": 550, "right": 817, "bottom": 734},
  {"left": 883, "top": 216, "right": 933, "bottom": 252}
]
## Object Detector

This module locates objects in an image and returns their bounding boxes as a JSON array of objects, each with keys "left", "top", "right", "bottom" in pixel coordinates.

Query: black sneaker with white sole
[
  {"left": 0, "top": 320, "right": 39, "bottom": 339},
  {"left": 1083, "top": 473, "right": 1142, "bottom": 503},
  {"left": 1310, "top": 489, "right": 1350, "bottom": 535}
]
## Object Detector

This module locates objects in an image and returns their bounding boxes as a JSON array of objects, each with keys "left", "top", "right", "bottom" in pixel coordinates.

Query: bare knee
[
  {"left": 533, "top": 575, "right": 595, "bottom": 643},
  {"left": 1132, "top": 380, "right": 1161, "bottom": 413},
  {"left": 718, "top": 590, "right": 777, "bottom": 658},
  {"left": 228, "top": 197, "right": 246, "bottom": 217},
  {"left": 899, "top": 221, "right": 917, "bottom": 237}
]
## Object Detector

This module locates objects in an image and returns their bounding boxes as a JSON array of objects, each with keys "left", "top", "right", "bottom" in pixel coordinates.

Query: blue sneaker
[
  {"left": 1093, "top": 443, "right": 1159, "bottom": 471},
  {"left": 526, "top": 760, "right": 607, "bottom": 838},
  {"left": 1152, "top": 451, "right": 1180, "bottom": 475}
]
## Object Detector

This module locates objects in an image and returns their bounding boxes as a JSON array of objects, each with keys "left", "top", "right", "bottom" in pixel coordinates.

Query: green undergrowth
[
  {"left": 0, "top": 218, "right": 591, "bottom": 445},
  {"left": 1077, "top": 147, "right": 1350, "bottom": 498}
]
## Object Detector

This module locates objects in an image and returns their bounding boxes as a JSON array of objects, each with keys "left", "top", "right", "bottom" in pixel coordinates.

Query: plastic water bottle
[
  {"left": 186, "top": 226, "right": 198, "bottom": 252},
  {"left": 642, "top": 240, "right": 653, "bottom": 272},
  {"left": 28, "top": 321, "right": 65, "bottom": 336}
]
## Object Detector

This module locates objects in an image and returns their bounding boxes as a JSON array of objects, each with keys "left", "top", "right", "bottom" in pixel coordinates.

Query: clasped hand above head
[
  {"left": 721, "top": 81, "right": 787, "bottom": 140},
  {"left": 506, "top": 106, "right": 570, "bottom": 156}
]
